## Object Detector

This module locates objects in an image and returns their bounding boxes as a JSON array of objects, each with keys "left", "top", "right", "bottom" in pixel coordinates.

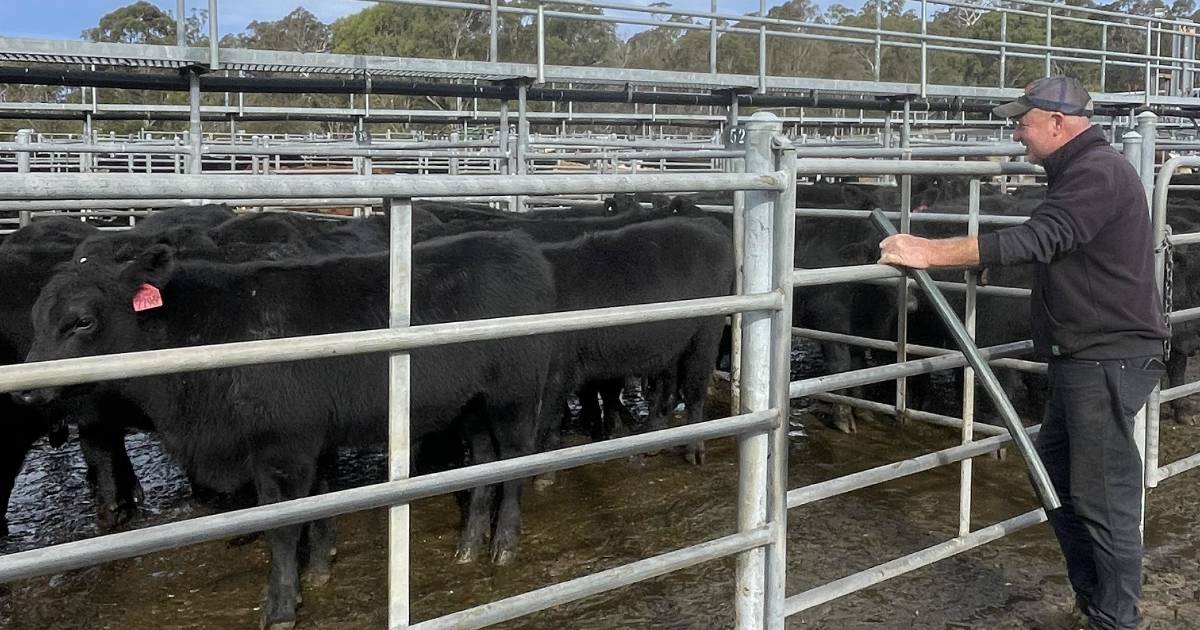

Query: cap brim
[{"left": 993, "top": 99, "right": 1032, "bottom": 119}]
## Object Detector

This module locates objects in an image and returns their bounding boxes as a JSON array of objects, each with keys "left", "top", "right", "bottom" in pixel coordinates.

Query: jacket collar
[{"left": 1039, "top": 125, "right": 1108, "bottom": 182}]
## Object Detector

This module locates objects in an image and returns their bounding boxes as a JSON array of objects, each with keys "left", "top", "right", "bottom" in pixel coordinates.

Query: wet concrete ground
[{"left": 2, "top": 343, "right": 1199, "bottom": 629}]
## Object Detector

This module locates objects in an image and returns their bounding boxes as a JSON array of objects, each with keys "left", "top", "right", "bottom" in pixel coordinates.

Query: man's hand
[{"left": 879, "top": 234, "right": 934, "bottom": 269}]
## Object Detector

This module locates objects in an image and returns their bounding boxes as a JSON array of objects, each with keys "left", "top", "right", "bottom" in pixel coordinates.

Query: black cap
[{"left": 993, "top": 76, "right": 1094, "bottom": 119}]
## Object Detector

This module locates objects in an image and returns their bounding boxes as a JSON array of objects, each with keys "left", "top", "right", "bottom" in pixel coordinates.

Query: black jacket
[{"left": 977, "top": 125, "right": 1168, "bottom": 360}]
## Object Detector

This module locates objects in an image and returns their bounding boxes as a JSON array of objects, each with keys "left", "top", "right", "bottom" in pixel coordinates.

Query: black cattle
[
  {"left": 0, "top": 216, "right": 98, "bottom": 254},
  {"left": 18, "top": 230, "right": 556, "bottom": 629},
  {"left": 0, "top": 221, "right": 148, "bottom": 538},
  {"left": 526, "top": 193, "right": 647, "bottom": 219},
  {"left": 73, "top": 204, "right": 235, "bottom": 266},
  {"left": 538, "top": 217, "right": 734, "bottom": 463}
]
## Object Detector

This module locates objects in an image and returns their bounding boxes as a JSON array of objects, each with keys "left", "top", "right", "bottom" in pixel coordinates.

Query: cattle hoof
[
  {"left": 833, "top": 415, "right": 856, "bottom": 434},
  {"left": 261, "top": 620, "right": 296, "bottom": 630},
  {"left": 492, "top": 547, "right": 516, "bottom": 566},
  {"left": 684, "top": 442, "right": 706, "bottom": 466},
  {"left": 532, "top": 472, "right": 556, "bottom": 491},
  {"left": 454, "top": 544, "right": 481, "bottom": 564}
]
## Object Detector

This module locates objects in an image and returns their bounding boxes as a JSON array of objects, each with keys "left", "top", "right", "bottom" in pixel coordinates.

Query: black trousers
[{"left": 1038, "top": 356, "right": 1164, "bottom": 630}]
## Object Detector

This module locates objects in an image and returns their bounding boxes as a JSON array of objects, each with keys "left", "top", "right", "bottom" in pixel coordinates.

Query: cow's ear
[
  {"left": 669, "top": 196, "right": 698, "bottom": 214},
  {"left": 121, "top": 243, "right": 177, "bottom": 289},
  {"left": 840, "top": 186, "right": 875, "bottom": 210}
]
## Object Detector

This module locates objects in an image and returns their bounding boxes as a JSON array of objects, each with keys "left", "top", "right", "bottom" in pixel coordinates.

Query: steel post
[
  {"left": 489, "top": 0, "right": 499, "bottom": 62},
  {"left": 735, "top": 112, "right": 781, "bottom": 630},
  {"left": 960, "top": 179, "right": 980, "bottom": 536},
  {"left": 536, "top": 4, "right": 546, "bottom": 84},
  {"left": 188, "top": 70, "right": 202, "bottom": 174},
  {"left": 176, "top": 0, "right": 186, "bottom": 47},
  {"left": 16, "top": 128, "right": 31, "bottom": 227},
  {"left": 208, "top": 0, "right": 218, "bottom": 70},
  {"left": 757, "top": 0, "right": 767, "bottom": 94},
  {"left": 710, "top": 0, "right": 718, "bottom": 75},
  {"left": 386, "top": 197, "right": 413, "bottom": 630},
  {"left": 517, "top": 84, "right": 529, "bottom": 212},
  {"left": 1138, "top": 112, "right": 1158, "bottom": 205},
  {"left": 1000, "top": 12, "right": 1008, "bottom": 87},
  {"left": 764, "top": 134, "right": 795, "bottom": 630}
]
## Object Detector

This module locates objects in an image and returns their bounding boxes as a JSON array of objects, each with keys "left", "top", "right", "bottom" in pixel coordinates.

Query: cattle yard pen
[
  {"left": 0, "top": 109, "right": 1194, "bottom": 628},
  {"left": 4, "top": 0, "right": 1200, "bottom": 625}
]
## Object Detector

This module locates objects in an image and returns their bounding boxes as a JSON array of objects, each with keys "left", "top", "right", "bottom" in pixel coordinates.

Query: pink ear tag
[{"left": 132, "top": 283, "right": 164, "bottom": 312}]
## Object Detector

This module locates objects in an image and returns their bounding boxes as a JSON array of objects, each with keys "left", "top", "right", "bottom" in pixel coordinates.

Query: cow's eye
[{"left": 75, "top": 317, "right": 96, "bottom": 332}]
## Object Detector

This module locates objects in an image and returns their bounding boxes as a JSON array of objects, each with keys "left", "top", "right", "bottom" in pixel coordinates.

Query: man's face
[{"left": 1012, "top": 108, "right": 1066, "bottom": 163}]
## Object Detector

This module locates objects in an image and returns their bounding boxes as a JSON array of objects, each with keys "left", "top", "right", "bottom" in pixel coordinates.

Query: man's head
[{"left": 994, "top": 76, "right": 1094, "bottom": 162}]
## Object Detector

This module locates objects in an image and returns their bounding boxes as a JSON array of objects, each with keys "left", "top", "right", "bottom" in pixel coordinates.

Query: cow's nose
[{"left": 13, "top": 391, "right": 45, "bottom": 406}]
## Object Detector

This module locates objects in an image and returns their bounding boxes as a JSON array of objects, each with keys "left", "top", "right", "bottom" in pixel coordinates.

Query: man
[{"left": 878, "top": 76, "right": 1169, "bottom": 630}]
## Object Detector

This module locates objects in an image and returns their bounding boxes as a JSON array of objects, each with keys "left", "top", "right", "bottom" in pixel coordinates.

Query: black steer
[{"left": 18, "top": 230, "right": 556, "bottom": 629}]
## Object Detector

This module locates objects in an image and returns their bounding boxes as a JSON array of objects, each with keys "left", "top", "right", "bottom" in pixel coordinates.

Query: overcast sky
[{"left": 0, "top": 0, "right": 872, "bottom": 41}]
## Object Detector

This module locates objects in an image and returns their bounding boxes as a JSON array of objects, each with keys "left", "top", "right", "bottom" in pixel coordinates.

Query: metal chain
[{"left": 1163, "top": 225, "right": 1174, "bottom": 359}]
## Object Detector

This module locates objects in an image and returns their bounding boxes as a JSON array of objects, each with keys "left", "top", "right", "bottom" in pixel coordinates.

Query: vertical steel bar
[
  {"left": 729, "top": 95, "right": 744, "bottom": 416},
  {"left": 1044, "top": 7, "right": 1052, "bottom": 77},
  {"left": 736, "top": 111, "right": 780, "bottom": 630},
  {"left": 959, "top": 179, "right": 981, "bottom": 537},
  {"left": 1139, "top": 112, "right": 1158, "bottom": 204},
  {"left": 188, "top": 71, "right": 202, "bottom": 174},
  {"left": 764, "top": 136, "right": 796, "bottom": 630},
  {"left": 874, "top": 0, "right": 882, "bottom": 82},
  {"left": 208, "top": 0, "right": 218, "bottom": 69},
  {"left": 896, "top": 99, "right": 912, "bottom": 420},
  {"left": 1146, "top": 21, "right": 1154, "bottom": 104},
  {"left": 1135, "top": 113, "right": 1158, "bottom": 502},
  {"left": 758, "top": 0, "right": 767, "bottom": 94},
  {"left": 710, "top": 0, "right": 718, "bottom": 75},
  {"left": 536, "top": 4, "right": 546, "bottom": 84},
  {"left": 516, "top": 84, "right": 529, "bottom": 212},
  {"left": 449, "top": 131, "right": 460, "bottom": 176},
  {"left": 16, "top": 128, "right": 30, "bottom": 227},
  {"left": 499, "top": 99, "right": 511, "bottom": 177},
  {"left": 177, "top": 0, "right": 187, "bottom": 47},
  {"left": 1101, "top": 24, "right": 1108, "bottom": 92},
  {"left": 489, "top": 0, "right": 499, "bottom": 62},
  {"left": 919, "top": 0, "right": 927, "bottom": 97},
  {"left": 385, "top": 197, "right": 413, "bottom": 630},
  {"left": 1000, "top": 11, "right": 1008, "bottom": 88},
  {"left": 1147, "top": 157, "right": 1173, "bottom": 489}
]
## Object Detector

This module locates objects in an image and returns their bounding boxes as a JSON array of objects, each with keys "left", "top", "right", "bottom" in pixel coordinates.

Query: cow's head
[{"left": 15, "top": 245, "right": 177, "bottom": 406}]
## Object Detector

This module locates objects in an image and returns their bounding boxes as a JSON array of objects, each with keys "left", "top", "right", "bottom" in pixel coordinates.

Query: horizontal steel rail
[
  {"left": 787, "top": 425, "right": 1041, "bottom": 509},
  {"left": 791, "top": 145, "right": 1027, "bottom": 158},
  {"left": 792, "top": 159, "right": 1045, "bottom": 177},
  {"left": 412, "top": 527, "right": 773, "bottom": 630},
  {"left": 1156, "top": 453, "right": 1200, "bottom": 481},
  {"left": 794, "top": 208, "right": 1031, "bottom": 227},
  {"left": 791, "top": 327, "right": 1043, "bottom": 374},
  {"left": 0, "top": 172, "right": 786, "bottom": 201},
  {"left": 532, "top": 149, "right": 743, "bottom": 161},
  {"left": 789, "top": 340, "right": 1034, "bottom": 399},
  {"left": 0, "top": 292, "right": 780, "bottom": 394},
  {"left": 1169, "top": 305, "right": 1200, "bottom": 324},
  {"left": 783, "top": 509, "right": 1047, "bottom": 616},
  {"left": 811, "top": 392, "right": 1009, "bottom": 437},
  {"left": 0, "top": 409, "right": 777, "bottom": 584}
]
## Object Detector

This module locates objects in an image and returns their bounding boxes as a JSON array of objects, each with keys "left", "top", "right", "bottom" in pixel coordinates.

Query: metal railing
[
  {"left": 0, "top": 115, "right": 796, "bottom": 628},
  {"left": 2, "top": 112, "right": 1196, "bottom": 628}
]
